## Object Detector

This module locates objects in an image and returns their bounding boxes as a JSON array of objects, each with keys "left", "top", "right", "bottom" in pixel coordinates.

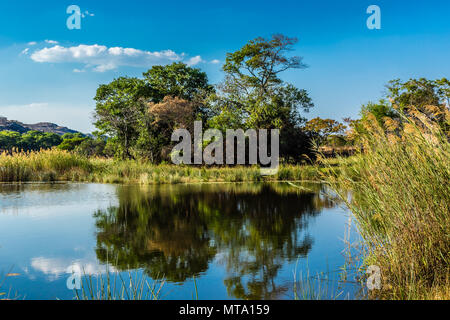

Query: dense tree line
[
  {"left": 0, "top": 130, "right": 107, "bottom": 156},
  {"left": 0, "top": 130, "right": 62, "bottom": 152}
]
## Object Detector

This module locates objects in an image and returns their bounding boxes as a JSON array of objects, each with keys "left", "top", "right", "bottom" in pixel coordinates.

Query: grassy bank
[
  {"left": 324, "top": 109, "right": 450, "bottom": 300},
  {"left": 0, "top": 149, "right": 332, "bottom": 184}
]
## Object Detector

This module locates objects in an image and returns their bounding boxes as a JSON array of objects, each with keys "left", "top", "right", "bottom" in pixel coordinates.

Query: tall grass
[
  {"left": 0, "top": 149, "right": 93, "bottom": 182},
  {"left": 324, "top": 107, "right": 450, "bottom": 299},
  {"left": 0, "top": 149, "right": 326, "bottom": 184},
  {"left": 74, "top": 268, "right": 165, "bottom": 300}
]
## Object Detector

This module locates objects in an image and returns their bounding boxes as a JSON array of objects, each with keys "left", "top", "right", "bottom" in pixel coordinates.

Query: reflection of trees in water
[
  {"left": 93, "top": 182, "right": 337, "bottom": 299},
  {"left": 94, "top": 186, "right": 215, "bottom": 283}
]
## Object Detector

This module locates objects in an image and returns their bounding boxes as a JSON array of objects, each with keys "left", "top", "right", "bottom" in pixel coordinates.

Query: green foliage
[
  {"left": 304, "top": 117, "right": 347, "bottom": 146},
  {"left": 0, "top": 130, "right": 62, "bottom": 152},
  {"left": 94, "top": 77, "right": 148, "bottom": 158},
  {"left": 386, "top": 78, "right": 450, "bottom": 109},
  {"left": 360, "top": 100, "right": 398, "bottom": 123},
  {"left": 143, "top": 62, "right": 214, "bottom": 102},
  {"left": 222, "top": 34, "right": 307, "bottom": 95},
  {"left": 88, "top": 36, "right": 317, "bottom": 163},
  {"left": 208, "top": 34, "right": 315, "bottom": 162},
  {"left": 58, "top": 133, "right": 87, "bottom": 151},
  {"left": 347, "top": 78, "right": 450, "bottom": 143},
  {"left": 0, "top": 131, "right": 21, "bottom": 151},
  {"left": 93, "top": 64, "right": 213, "bottom": 161},
  {"left": 74, "top": 138, "right": 107, "bottom": 157}
]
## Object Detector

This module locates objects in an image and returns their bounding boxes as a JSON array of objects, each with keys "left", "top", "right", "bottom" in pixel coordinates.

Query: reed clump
[
  {"left": 0, "top": 149, "right": 93, "bottom": 182},
  {"left": 324, "top": 107, "right": 450, "bottom": 299}
]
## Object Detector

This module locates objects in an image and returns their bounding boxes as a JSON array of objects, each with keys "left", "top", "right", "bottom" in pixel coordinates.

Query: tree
[
  {"left": 0, "top": 131, "right": 21, "bottom": 151},
  {"left": 93, "top": 64, "right": 213, "bottom": 161},
  {"left": 143, "top": 62, "right": 214, "bottom": 103},
  {"left": 222, "top": 34, "right": 307, "bottom": 97},
  {"left": 19, "top": 131, "right": 61, "bottom": 151},
  {"left": 145, "top": 96, "right": 196, "bottom": 162},
  {"left": 386, "top": 78, "right": 450, "bottom": 109},
  {"left": 304, "top": 117, "right": 347, "bottom": 146},
  {"left": 57, "top": 132, "right": 85, "bottom": 151},
  {"left": 74, "top": 138, "right": 106, "bottom": 157},
  {"left": 94, "top": 77, "right": 148, "bottom": 159},
  {"left": 209, "top": 34, "right": 314, "bottom": 162},
  {"left": 37, "top": 132, "right": 63, "bottom": 149},
  {"left": 0, "top": 130, "right": 62, "bottom": 152},
  {"left": 138, "top": 64, "right": 213, "bottom": 161}
]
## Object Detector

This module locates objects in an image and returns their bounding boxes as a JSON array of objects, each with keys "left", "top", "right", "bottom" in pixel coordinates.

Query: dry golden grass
[
  {"left": 324, "top": 107, "right": 450, "bottom": 300},
  {"left": 0, "top": 148, "right": 326, "bottom": 184}
]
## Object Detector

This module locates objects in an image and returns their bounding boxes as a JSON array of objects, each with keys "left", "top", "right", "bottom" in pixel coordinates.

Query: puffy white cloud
[
  {"left": 186, "top": 55, "right": 204, "bottom": 66},
  {"left": 30, "top": 44, "right": 207, "bottom": 72},
  {"left": 31, "top": 257, "right": 117, "bottom": 281},
  {"left": 28, "top": 41, "right": 37, "bottom": 46},
  {"left": 210, "top": 59, "right": 221, "bottom": 64},
  {"left": 44, "top": 40, "right": 58, "bottom": 44}
]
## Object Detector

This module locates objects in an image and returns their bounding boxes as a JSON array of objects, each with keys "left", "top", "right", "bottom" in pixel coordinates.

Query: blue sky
[{"left": 0, "top": 0, "right": 449, "bottom": 133}]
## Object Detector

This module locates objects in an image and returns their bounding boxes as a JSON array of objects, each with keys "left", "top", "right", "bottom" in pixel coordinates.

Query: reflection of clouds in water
[
  {"left": 0, "top": 184, "right": 118, "bottom": 217},
  {"left": 30, "top": 257, "right": 116, "bottom": 281}
]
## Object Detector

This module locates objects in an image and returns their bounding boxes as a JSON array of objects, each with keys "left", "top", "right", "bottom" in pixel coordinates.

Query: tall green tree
[
  {"left": 0, "top": 131, "right": 21, "bottom": 151},
  {"left": 143, "top": 62, "right": 214, "bottom": 103},
  {"left": 93, "top": 64, "right": 213, "bottom": 161},
  {"left": 94, "top": 77, "right": 148, "bottom": 159},
  {"left": 57, "top": 132, "right": 86, "bottom": 151},
  {"left": 139, "top": 63, "right": 213, "bottom": 161},
  {"left": 209, "top": 34, "right": 314, "bottom": 162}
]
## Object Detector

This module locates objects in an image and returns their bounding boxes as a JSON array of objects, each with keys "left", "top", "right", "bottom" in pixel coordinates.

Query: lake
[{"left": 0, "top": 182, "right": 362, "bottom": 300}]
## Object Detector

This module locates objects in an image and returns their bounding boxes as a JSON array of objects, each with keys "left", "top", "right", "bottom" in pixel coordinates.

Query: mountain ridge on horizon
[{"left": 0, "top": 115, "right": 83, "bottom": 136}]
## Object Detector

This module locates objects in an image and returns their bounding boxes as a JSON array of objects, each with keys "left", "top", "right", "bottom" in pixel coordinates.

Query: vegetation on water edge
[
  {"left": 0, "top": 148, "right": 335, "bottom": 184},
  {"left": 323, "top": 106, "right": 450, "bottom": 300}
]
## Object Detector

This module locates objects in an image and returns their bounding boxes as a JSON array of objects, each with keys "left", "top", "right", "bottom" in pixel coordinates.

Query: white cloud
[
  {"left": 30, "top": 44, "right": 201, "bottom": 72},
  {"left": 28, "top": 41, "right": 37, "bottom": 46},
  {"left": 210, "top": 59, "right": 220, "bottom": 64},
  {"left": 44, "top": 40, "right": 58, "bottom": 44},
  {"left": 186, "top": 55, "right": 204, "bottom": 66},
  {"left": 21, "top": 48, "right": 30, "bottom": 55},
  {"left": 31, "top": 257, "right": 117, "bottom": 281}
]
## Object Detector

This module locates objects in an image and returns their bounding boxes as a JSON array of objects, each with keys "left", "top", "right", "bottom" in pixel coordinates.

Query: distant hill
[{"left": 0, "top": 116, "right": 81, "bottom": 136}]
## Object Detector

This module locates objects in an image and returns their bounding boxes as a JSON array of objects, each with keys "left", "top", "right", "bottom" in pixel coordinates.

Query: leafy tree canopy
[{"left": 143, "top": 62, "right": 214, "bottom": 102}]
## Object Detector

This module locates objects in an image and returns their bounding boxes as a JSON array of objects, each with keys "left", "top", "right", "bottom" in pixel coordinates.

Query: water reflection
[{"left": 93, "top": 183, "right": 336, "bottom": 299}]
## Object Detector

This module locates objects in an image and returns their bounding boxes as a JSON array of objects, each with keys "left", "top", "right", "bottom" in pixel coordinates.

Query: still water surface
[{"left": 0, "top": 182, "right": 361, "bottom": 300}]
